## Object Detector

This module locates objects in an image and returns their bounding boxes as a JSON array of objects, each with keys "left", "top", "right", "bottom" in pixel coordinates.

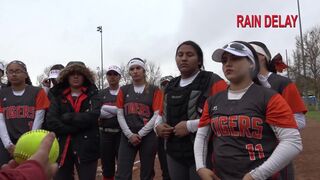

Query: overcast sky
[{"left": 1, "top": 0, "right": 319, "bottom": 84}]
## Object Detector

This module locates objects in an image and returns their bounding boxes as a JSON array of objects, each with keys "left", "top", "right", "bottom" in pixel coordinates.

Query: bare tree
[
  {"left": 36, "top": 66, "right": 51, "bottom": 86},
  {"left": 146, "top": 61, "right": 162, "bottom": 86},
  {"left": 289, "top": 26, "right": 320, "bottom": 111},
  {"left": 119, "top": 63, "right": 131, "bottom": 86},
  {"left": 0, "top": 60, "right": 8, "bottom": 84},
  {"left": 291, "top": 26, "right": 320, "bottom": 99},
  {"left": 96, "top": 67, "right": 108, "bottom": 90}
]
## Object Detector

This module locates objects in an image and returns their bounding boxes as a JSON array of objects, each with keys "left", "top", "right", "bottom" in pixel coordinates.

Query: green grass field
[{"left": 306, "top": 111, "right": 320, "bottom": 121}]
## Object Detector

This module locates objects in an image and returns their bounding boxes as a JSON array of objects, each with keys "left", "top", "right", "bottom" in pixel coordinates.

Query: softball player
[
  {"left": 45, "top": 61, "right": 100, "bottom": 180},
  {"left": 116, "top": 58, "right": 162, "bottom": 180},
  {"left": 250, "top": 41, "right": 307, "bottom": 180},
  {"left": 42, "top": 64, "right": 65, "bottom": 95},
  {"left": 250, "top": 41, "right": 307, "bottom": 129},
  {"left": 0, "top": 60, "right": 50, "bottom": 166},
  {"left": 0, "top": 62, "right": 6, "bottom": 89},
  {"left": 155, "top": 41, "right": 227, "bottom": 180},
  {"left": 99, "top": 65, "right": 122, "bottom": 180},
  {"left": 194, "top": 41, "right": 302, "bottom": 180}
]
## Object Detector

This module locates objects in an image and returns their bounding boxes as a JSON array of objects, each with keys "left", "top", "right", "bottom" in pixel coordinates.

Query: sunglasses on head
[{"left": 224, "top": 43, "right": 246, "bottom": 52}]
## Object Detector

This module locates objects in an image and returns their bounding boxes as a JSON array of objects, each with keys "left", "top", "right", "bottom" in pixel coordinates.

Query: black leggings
[
  {"left": 54, "top": 146, "right": 98, "bottom": 180},
  {"left": 0, "top": 142, "right": 11, "bottom": 167},
  {"left": 158, "top": 138, "right": 171, "bottom": 180},
  {"left": 116, "top": 132, "right": 157, "bottom": 180},
  {"left": 100, "top": 130, "right": 121, "bottom": 178}
]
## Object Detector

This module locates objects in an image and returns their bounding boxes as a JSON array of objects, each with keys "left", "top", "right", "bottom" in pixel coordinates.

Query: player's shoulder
[
  {"left": 207, "top": 88, "right": 228, "bottom": 102},
  {"left": 250, "top": 83, "right": 278, "bottom": 100},
  {"left": 0, "top": 86, "right": 11, "bottom": 97},
  {"left": 99, "top": 88, "right": 109, "bottom": 94},
  {"left": 26, "top": 85, "right": 42, "bottom": 94},
  {"left": 120, "top": 84, "right": 132, "bottom": 92},
  {"left": 120, "top": 84, "right": 131, "bottom": 89},
  {"left": 268, "top": 73, "right": 292, "bottom": 91},
  {"left": 207, "top": 71, "right": 224, "bottom": 83},
  {"left": 269, "top": 73, "right": 292, "bottom": 83},
  {"left": 147, "top": 83, "right": 158, "bottom": 89}
]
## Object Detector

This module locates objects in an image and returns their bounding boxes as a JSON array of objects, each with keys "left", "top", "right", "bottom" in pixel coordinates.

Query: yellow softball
[{"left": 13, "top": 129, "right": 59, "bottom": 164}]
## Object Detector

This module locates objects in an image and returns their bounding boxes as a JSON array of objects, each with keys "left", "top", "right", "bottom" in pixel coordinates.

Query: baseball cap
[
  {"left": 48, "top": 69, "right": 61, "bottom": 79},
  {"left": 212, "top": 41, "right": 256, "bottom": 68},
  {"left": 48, "top": 64, "right": 64, "bottom": 79},
  {"left": 250, "top": 41, "right": 272, "bottom": 62},
  {"left": 106, "top": 65, "right": 121, "bottom": 75},
  {"left": 160, "top": 75, "right": 174, "bottom": 84}
]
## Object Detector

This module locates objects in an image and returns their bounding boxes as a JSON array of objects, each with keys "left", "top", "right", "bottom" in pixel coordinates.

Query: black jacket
[{"left": 45, "top": 64, "right": 101, "bottom": 163}]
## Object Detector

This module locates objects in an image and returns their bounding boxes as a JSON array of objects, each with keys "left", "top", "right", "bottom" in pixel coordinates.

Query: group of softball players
[{"left": 0, "top": 40, "right": 306, "bottom": 180}]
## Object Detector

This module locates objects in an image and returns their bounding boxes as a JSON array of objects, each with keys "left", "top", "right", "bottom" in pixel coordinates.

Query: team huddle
[{"left": 0, "top": 40, "right": 307, "bottom": 180}]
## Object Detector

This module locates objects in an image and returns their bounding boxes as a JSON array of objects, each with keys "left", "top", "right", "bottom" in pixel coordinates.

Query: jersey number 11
[{"left": 246, "top": 144, "right": 265, "bottom": 161}]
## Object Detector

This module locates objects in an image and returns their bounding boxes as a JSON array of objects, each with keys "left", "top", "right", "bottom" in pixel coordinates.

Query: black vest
[
  {"left": 164, "top": 71, "right": 214, "bottom": 165},
  {"left": 99, "top": 88, "right": 119, "bottom": 129}
]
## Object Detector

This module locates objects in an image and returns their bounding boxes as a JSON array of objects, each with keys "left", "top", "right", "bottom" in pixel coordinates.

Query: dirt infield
[
  {"left": 294, "top": 118, "right": 320, "bottom": 180},
  {"left": 94, "top": 118, "right": 320, "bottom": 179}
]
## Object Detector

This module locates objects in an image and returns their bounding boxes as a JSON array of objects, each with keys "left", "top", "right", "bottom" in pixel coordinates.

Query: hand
[
  {"left": 156, "top": 123, "right": 174, "bottom": 139},
  {"left": 29, "top": 132, "right": 58, "bottom": 179},
  {"left": 243, "top": 173, "right": 254, "bottom": 180},
  {"left": 6, "top": 144, "right": 15, "bottom": 157},
  {"left": 174, "top": 121, "right": 189, "bottom": 137},
  {"left": 1, "top": 160, "right": 19, "bottom": 170},
  {"left": 197, "top": 168, "right": 221, "bottom": 180},
  {"left": 129, "top": 134, "right": 141, "bottom": 146}
]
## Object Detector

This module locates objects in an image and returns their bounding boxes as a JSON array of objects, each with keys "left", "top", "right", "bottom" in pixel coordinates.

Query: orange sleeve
[
  {"left": 210, "top": 80, "right": 228, "bottom": 96},
  {"left": 282, "top": 83, "right": 307, "bottom": 114},
  {"left": 158, "top": 90, "right": 166, "bottom": 116},
  {"left": 152, "top": 89, "right": 163, "bottom": 111},
  {"left": 266, "top": 94, "right": 297, "bottom": 128},
  {"left": 35, "top": 89, "right": 50, "bottom": 110},
  {"left": 116, "top": 89, "right": 124, "bottom": 108},
  {"left": 117, "top": 89, "right": 124, "bottom": 109},
  {"left": 0, "top": 98, "right": 3, "bottom": 113},
  {"left": 198, "top": 100, "right": 211, "bottom": 127}
]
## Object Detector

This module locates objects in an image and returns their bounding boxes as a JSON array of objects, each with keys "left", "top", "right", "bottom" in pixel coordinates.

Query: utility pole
[
  {"left": 297, "top": 0, "right": 306, "bottom": 96},
  {"left": 97, "top": 26, "right": 104, "bottom": 89},
  {"left": 286, "top": 49, "right": 290, "bottom": 79}
]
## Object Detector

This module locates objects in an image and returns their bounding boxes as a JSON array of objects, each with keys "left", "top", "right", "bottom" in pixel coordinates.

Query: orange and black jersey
[
  {"left": 267, "top": 73, "right": 307, "bottom": 114},
  {"left": 199, "top": 84, "right": 297, "bottom": 179},
  {"left": 116, "top": 84, "right": 162, "bottom": 133},
  {"left": 0, "top": 86, "right": 50, "bottom": 142}
]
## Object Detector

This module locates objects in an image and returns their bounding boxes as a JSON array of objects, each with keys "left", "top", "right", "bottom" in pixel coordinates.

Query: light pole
[
  {"left": 297, "top": 0, "right": 306, "bottom": 95},
  {"left": 97, "top": 26, "right": 104, "bottom": 89},
  {"left": 96, "top": 66, "right": 101, "bottom": 89}
]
